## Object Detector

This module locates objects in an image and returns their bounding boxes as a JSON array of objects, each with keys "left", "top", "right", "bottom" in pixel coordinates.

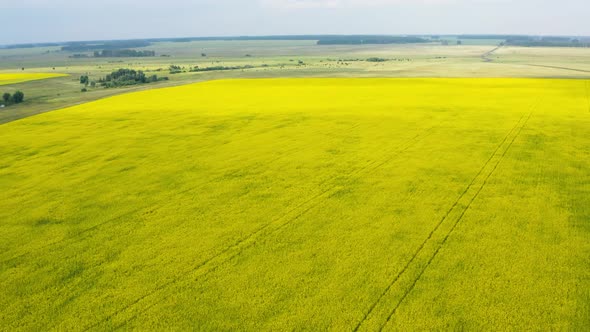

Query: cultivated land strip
[
  {"left": 84, "top": 126, "right": 438, "bottom": 330},
  {"left": 354, "top": 104, "right": 537, "bottom": 331}
]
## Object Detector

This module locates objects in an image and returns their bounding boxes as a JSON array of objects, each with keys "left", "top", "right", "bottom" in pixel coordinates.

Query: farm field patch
[
  {"left": 0, "top": 73, "right": 67, "bottom": 86},
  {"left": 1, "top": 78, "right": 589, "bottom": 330}
]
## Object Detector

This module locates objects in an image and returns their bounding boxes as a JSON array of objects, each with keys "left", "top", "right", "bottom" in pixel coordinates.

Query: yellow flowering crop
[
  {"left": 1, "top": 78, "right": 589, "bottom": 330},
  {"left": 0, "top": 73, "right": 68, "bottom": 85}
]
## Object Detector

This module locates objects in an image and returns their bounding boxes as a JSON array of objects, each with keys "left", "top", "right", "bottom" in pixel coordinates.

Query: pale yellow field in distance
[
  {"left": 0, "top": 73, "right": 68, "bottom": 85},
  {"left": 1, "top": 78, "right": 589, "bottom": 330}
]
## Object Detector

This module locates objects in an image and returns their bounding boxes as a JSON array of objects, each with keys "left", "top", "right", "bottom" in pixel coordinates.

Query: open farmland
[
  {"left": 1, "top": 40, "right": 589, "bottom": 125},
  {"left": 1, "top": 78, "right": 589, "bottom": 330}
]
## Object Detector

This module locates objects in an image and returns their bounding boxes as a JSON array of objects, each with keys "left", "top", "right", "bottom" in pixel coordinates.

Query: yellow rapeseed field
[
  {"left": 1, "top": 78, "right": 589, "bottom": 330},
  {"left": 0, "top": 73, "right": 68, "bottom": 85}
]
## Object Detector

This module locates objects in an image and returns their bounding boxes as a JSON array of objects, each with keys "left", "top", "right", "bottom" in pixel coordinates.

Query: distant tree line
[
  {"left": 61, "top": 40, "right": 152, "bottom": 52},
  {"left": 93, "top": 49, "right": 156, "bottom": 57},
  {"left": 317, "top": 36, "right": 428, "bottom": 45},
  {"left": 506, "top": 37, "right": 590, "bottom": 47},
  {"left": 189, "top": 65, "right": 256, "bottom": 72},
  {"left": 169, "top": 65, "right": 183, "bottom": 74},
  {"left": 456, "top": 35, "right": 590, "bottom": 48},
  {"left": 457, "top": 35, "right": 529, "bottom": 40},
  {"left": 4, "top": 35, "right": 590, "bottom": 50},
  {"left": 0, "top": 35, "right": 449, "bottom": 49},
  {"left": 97, "top": 68, "right": 168, "bottom": 88},
  {"left": 79, "top": 75, "right": 95, "bottom": 91},
  {"left": 169, "top": 64, "right": 268, "bottom": 74},
  {"left": 1, "top": 91, "right": 24, "bottom": 105},
  {"left": 69, "top": 49, "right": 156, "bottom": 58},
  {"left": 366, "top": 57, "right": 388, "bottom": 62}
]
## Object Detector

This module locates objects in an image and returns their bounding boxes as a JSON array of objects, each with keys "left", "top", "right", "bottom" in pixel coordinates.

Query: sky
[{"left": 1, "top": 0, "right": 589, "bottom": 45}]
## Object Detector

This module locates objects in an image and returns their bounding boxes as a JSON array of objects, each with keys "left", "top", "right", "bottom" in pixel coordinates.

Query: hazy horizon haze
[{"left": 1, "top": 0, "right": 589, "bottom": 45}]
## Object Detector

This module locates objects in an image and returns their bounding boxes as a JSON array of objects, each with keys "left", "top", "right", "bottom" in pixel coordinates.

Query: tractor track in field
[
  {"left": 83, "top": 126, "right": 437, "bottom": 331},
  {"left": 0, "top": 124, "right": 363, "bottom": 267},
  {"left": 378, "top": 111, "right": 533, "bottom": 330},
  {"left": 522, "top": 64, "right": 590, "bottom": 74},
  {"left": 353, "top": 102, "right": 537, "bottom": 331}
]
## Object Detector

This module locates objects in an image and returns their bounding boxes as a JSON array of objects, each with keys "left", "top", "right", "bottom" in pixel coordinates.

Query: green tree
[
  {"left": 2, "top": 92, "right": 11, "bottom": 104},
  {"left": 12, "top": 91, "right": 24, "bottom": 103},
  {"left": 80, "top": 75, "right": 89, "bottom": 85}
]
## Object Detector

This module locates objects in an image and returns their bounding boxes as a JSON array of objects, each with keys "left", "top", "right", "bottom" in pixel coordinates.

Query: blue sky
[{"left": 1, "top": 0, "right": 589, "bottom": 44}]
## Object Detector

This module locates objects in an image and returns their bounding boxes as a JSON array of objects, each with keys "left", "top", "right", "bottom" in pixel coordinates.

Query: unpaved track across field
[
  {"left": 523, "top": 64, "right": 590, "bottom": 74},
  {"left": 354, "top": 100, "right": 539, "bottom": 331},
  {"left": 481, "top": 45, "right": 503, "bottom": 62}
]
